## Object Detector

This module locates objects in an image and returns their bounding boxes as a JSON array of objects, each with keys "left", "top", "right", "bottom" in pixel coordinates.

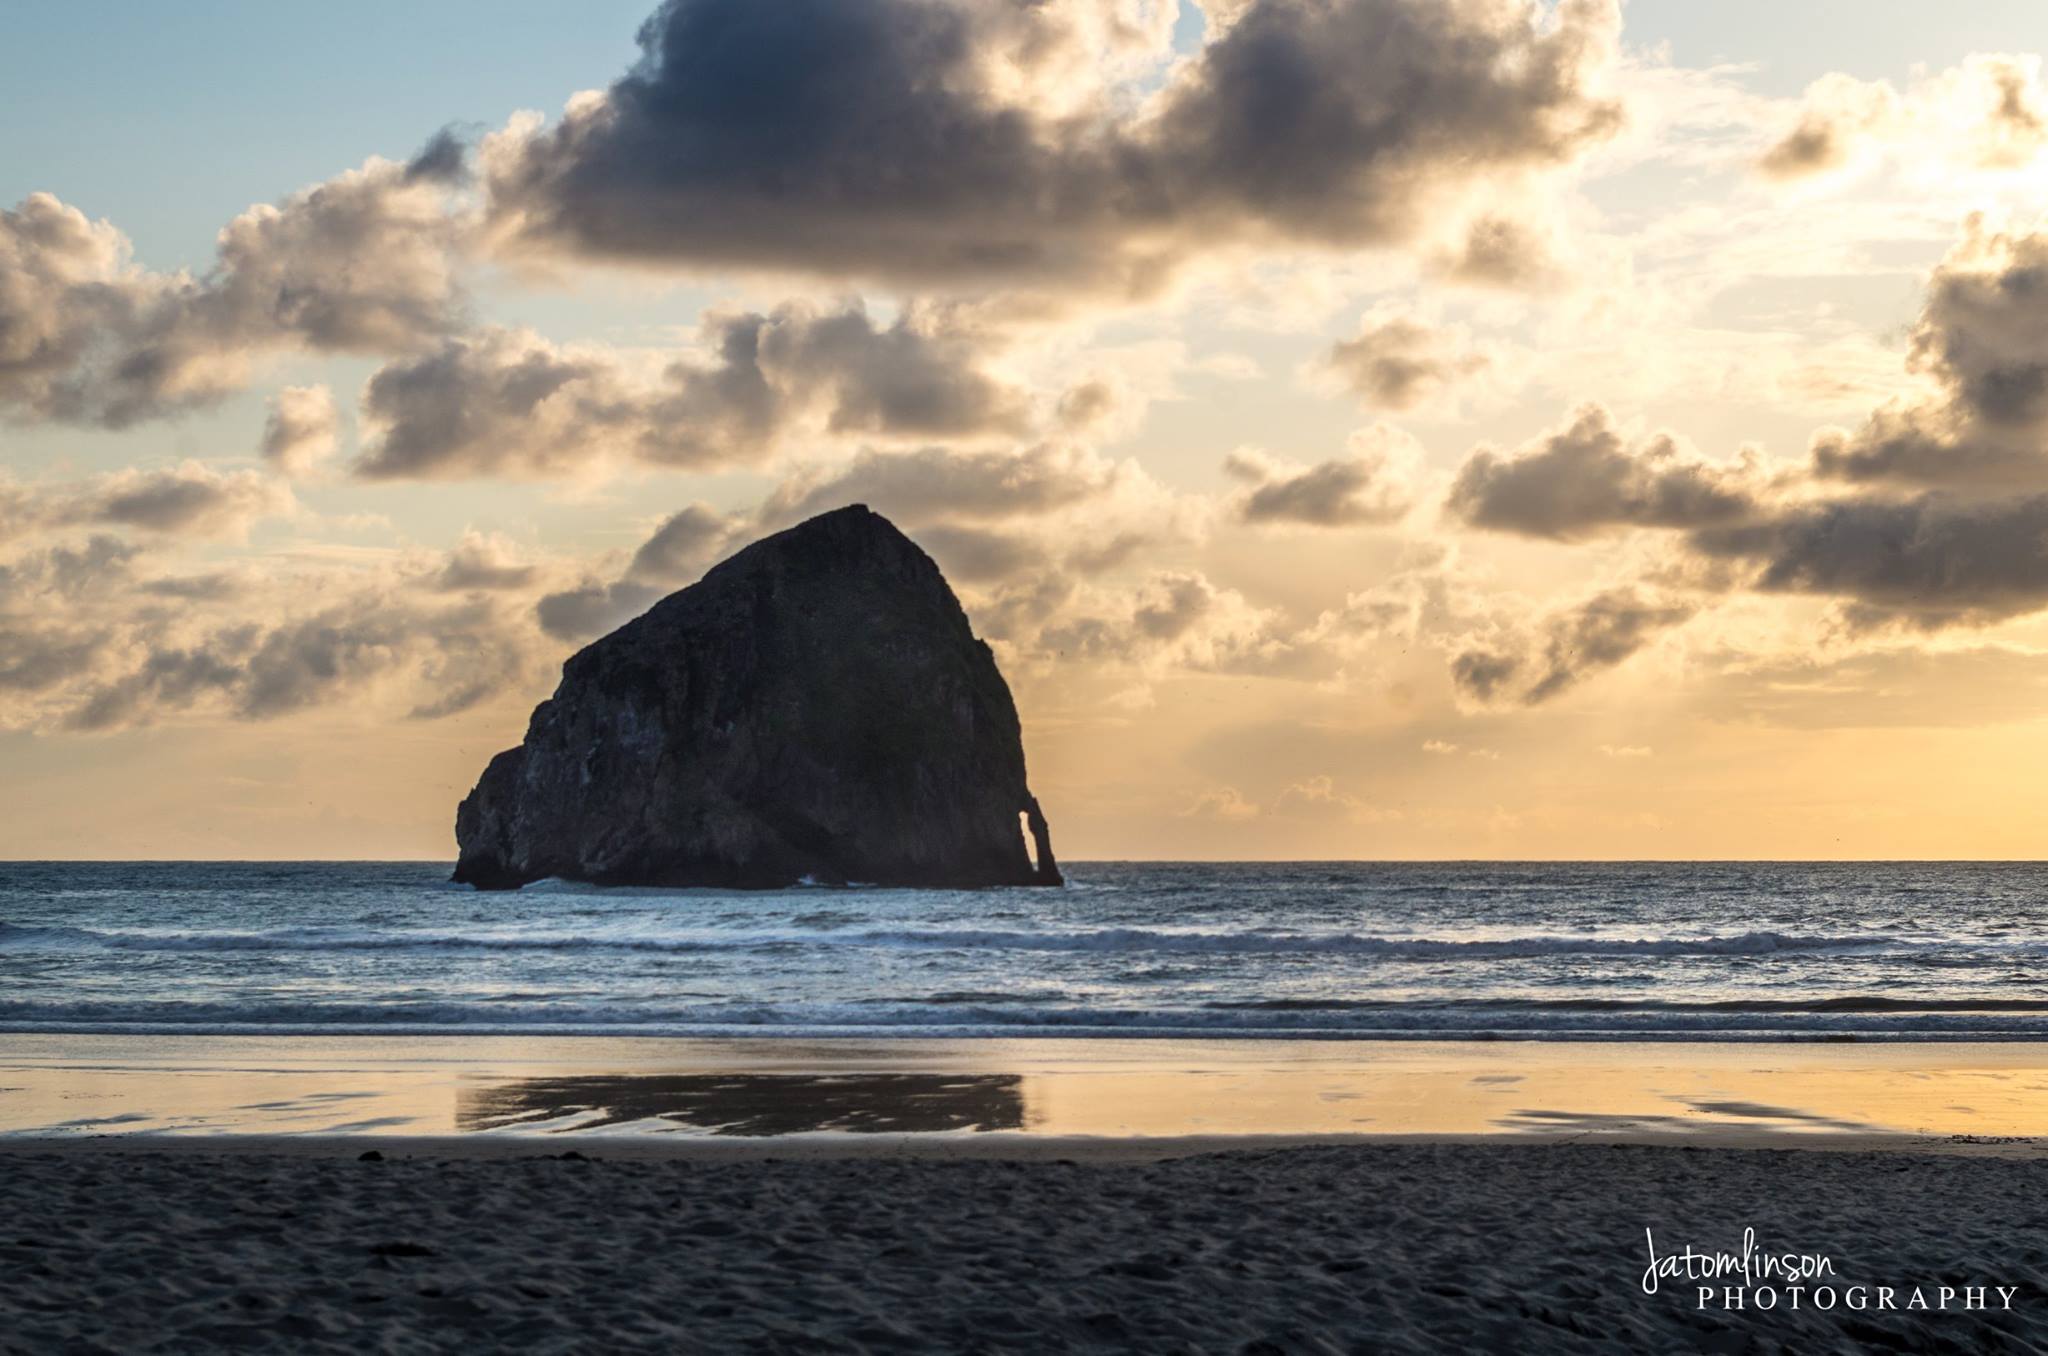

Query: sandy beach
[
  {"left": 1, "top": 1137, "right": 2042, "bottom": 1353},
  {"left": 3, "top": 1037, "right": 2047, "bottom": 1351}
]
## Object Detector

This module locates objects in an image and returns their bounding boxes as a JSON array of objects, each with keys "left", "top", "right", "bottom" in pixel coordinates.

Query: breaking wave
[{"left": 0, "top": 921, "right": 1998, "bottom": 961}]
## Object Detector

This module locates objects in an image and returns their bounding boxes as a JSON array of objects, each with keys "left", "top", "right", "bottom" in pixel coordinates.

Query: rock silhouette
[{"left": 454, "top": 505, "right": 1061, "bottom": 890}]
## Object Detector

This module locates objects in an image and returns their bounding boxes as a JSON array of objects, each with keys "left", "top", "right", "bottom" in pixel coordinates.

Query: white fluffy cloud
[{"left": 0, "top": 148, "right": 468, "bottom": 426}]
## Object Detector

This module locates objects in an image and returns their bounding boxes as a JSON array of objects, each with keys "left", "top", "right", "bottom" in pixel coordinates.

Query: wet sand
[{"left": 10, "top": 1034, "right": 2048, "bottom": 1141}]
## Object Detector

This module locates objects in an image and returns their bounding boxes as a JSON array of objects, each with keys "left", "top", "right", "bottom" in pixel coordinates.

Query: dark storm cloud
[
  {"left": 483, "top": 0, "right": 1622, "bottom": 293},
  {"left": 354, "top": 302, "right": 1026, "bottom": 479},
  {"left": 1447, "top": 404, "right": 1760, "bottom": 540}
]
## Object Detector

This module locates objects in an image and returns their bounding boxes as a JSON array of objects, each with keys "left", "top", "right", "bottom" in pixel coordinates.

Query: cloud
[
  {"left": 1756, "top": 73, "right": 1900, "bottom": 180},
  {"left": 1431, "top": 211, "right": 2048, "bottom": 674},
  {"left": 0, "top": 150, "right": 467, "bottom": 427},
  {"left": 534, "top": 502, "right": 742, "bottom": 642},
  {"left": 758, "top": 443, "right": 1125, "bottom": 527},
  {"left": 736, "top": 431, "right": 1195, "bottom": 604},
  {"left": 1451, "top": 586, "right": 1695, "bottom": 705},
  {"left": 1447, "top": 404, "right": 1761, "bottom": 540},
  {"left": 0, "top": 462, "right": 296, "bottom": 544},
  {"left": 66, "top": 593, "right": 531, "bottom": 730},
  {"left": 1054, "top": 379, "right": 1121, "bottom": 433},
  {"left": 1688, "top": 492, "right": 2048, "bottom": 631},
  {"left": 354, "top": 301, "right": 1026, "bottom": 479},
  {"left": 0, "top": 521, "right": 550, "bottom": 733},
  {"left": 1757, "top": 55, "right": 2048, "bottom": 182},
  {"left": 404, "top": 127, "right": 471, "bottom": 184},
  {"left": 1224, "top": 427, "right": 1417, "bottom": 528},
  {"left": 426, "top": 531, "right": 539, "bottom": 592},
  {"left": 913, "top": 523, "right": 1049, "bottom": 582},
  {"left": 1810, "top": 220, "right": 2048, "bottom": 488},
  {"left": 1181, "top": 786, "right": 1261, "bottom": 821},
  {"left": 482, "top": 0, "right": 1622, "bottom": 294},
  {"left": 530, "top": 447, "right": 1187, "bottom": 647},
  {"left": 534, "top": 581, "right": 662, "bottom": 644},
  {"left": 1696, "top": 645, "right": 2048, "bottom": 729},
  {"left": 1034, "top": 569, "right": 1296, "bottom": 675},
  {"left": 623, "top": 502, "right": 737, "bottom": 586},
  {"left": 1323, "top": 314, "right": 1488, "bottom": 410},
  {"left": 1433, "top": 214, "right": 1563, "bottom": 289},
  {"left": 1272, "top": 774, "right": 1391, "bottom": 823},
  {"left": 86, "top": 463, "right": 295, "bottom": 537},
  {"left": 1178, "top": 776, "right": 1387, "bottom": 824},
  {"left": 259, "top": 385, "right": 339, "bottom": 476},
  {"left": 0, "top": 625, "right": 114, "bottom": 697},
  {"left": 0, "top": 536, "right": 142, "bottom": 610}
]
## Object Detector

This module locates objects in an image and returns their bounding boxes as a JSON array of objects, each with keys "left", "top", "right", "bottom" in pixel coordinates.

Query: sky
[{"left": 5, "top": 0, "right": 2048, "bottom": 860}]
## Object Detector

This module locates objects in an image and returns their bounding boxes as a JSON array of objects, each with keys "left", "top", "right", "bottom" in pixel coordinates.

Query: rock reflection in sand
[{"left": 458, "top": 1072, "right": 1027, "bottom": 1136}]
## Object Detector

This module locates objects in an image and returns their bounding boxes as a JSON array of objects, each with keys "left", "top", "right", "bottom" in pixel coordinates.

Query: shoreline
[{"left": 5, "top": 1127, "right": 2048, "bottom": 1161}]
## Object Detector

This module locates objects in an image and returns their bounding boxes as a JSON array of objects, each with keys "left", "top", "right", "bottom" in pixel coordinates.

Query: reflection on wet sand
[
  {"left": 1497, "top": 1100, "right": 1886, "bottom": 1137},
  {"left": 4, "top": 1037, "right": 2048, "bottom": 1140},
  {"left": 459, "top": 1072, "right": 1027, "bottom": 1136}
]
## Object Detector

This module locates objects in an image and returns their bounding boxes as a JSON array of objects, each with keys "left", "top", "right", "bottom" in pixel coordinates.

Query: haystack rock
[{"left": 453, "top": 505, "right": 1062, "bottom": 890}]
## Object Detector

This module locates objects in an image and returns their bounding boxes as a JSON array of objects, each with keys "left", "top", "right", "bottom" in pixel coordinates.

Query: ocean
[{"left": 3, "top": 861, "right": 2047, "bottom": 1041}]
